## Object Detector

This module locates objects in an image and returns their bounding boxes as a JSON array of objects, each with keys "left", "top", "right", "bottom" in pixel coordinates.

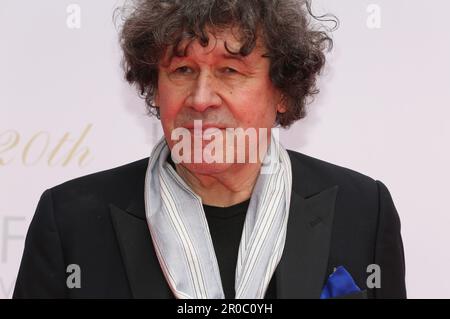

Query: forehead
[{"left": 160, "top": 28, "right": 267, "bottom": 66}]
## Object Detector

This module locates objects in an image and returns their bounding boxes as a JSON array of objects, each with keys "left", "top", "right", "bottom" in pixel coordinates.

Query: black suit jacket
[{"left": 13, "top": 150, "right": 406, "bottom": 299}]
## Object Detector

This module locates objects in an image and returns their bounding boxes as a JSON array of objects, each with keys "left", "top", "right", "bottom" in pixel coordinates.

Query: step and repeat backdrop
[{"left": 1, "top": 0, "right": 449, "bottom": 298}]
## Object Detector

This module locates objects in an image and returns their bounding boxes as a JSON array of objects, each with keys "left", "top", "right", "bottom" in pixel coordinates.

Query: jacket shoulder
[
  {"left": 287, "top": 149, "right": 378, "bottom": 194},
  {"left": 49, "top": 157, "right": 149, "bottom": 210}
]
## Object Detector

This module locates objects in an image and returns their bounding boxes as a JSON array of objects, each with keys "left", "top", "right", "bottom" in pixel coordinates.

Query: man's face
[{"left": 155, "top": 28, "right": 286, "bottom": 175}]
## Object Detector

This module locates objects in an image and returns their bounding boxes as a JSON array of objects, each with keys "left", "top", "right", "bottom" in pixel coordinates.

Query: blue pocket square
[{"left": 320, "top": 266, "right": 361, "bottom": 299}]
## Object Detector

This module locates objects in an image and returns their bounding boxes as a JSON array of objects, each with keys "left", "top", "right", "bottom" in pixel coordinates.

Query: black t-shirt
[{"left": 203, "top": 200, "right": 277, "bottom": 299}]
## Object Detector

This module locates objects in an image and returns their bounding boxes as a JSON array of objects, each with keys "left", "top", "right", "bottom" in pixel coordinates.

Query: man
[{"left": 14, "top": 0, "right": 406, "bottom": 299}]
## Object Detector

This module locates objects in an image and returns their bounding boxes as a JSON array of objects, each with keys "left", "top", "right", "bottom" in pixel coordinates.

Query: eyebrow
[
  {"left": 221, "top": 53, "right": 247, "bottom": 61},
  {"left": 164, "top": 52, "right": 250, "bottom": 67}
]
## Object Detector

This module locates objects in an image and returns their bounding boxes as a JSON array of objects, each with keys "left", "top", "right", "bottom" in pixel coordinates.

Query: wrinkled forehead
[{"left": 159, "top": 27, "right": 267, "bottom": 67}]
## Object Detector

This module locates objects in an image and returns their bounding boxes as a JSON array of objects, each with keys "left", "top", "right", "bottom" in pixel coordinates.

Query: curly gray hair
[{"left": 116, "top": 0, "right": 337, "bottom": 127}]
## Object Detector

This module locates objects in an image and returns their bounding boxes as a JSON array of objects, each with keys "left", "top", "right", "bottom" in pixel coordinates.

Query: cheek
[
  {"left": 233, "top": 87, "right": 278, "bottom": 127},
  {"left": 157, "top": 82, "right": 186, "bottom": 123}
]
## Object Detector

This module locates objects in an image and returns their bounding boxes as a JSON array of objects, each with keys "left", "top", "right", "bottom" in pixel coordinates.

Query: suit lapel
[
  {"left": 109, "top": 171, "right": 173, "bottom": 299},
  {"left": 275, "top": 185, "right": 338, "bottom": 298}
]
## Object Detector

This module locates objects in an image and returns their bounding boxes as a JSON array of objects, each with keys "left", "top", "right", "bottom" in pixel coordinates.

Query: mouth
[
  {"left": 187, "top": 127, "right": 224, "bottom": 139},
  {"left": 180, "top": 124, "right": 229, "bottom": 130}
]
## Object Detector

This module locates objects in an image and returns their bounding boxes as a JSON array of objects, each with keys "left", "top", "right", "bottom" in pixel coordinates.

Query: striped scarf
[{"left": 144, "top": 134, "right": 292, "bottom": 299}]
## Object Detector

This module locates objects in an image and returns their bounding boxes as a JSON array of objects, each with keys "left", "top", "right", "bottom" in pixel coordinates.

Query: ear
[
  {"left": 154, "top": 89, "right": 160, "bottom": 107},
  {"left": 276, "top": 93, "right": 287, "bottom": 114}
]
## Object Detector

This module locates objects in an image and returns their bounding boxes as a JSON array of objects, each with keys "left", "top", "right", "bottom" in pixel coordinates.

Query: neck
[{"left": 175, "top": 163, "right": 262, "bottom": 207}]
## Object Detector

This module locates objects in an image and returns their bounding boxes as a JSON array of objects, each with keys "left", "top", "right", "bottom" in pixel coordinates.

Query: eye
[
  {"left": 222, "top": 67, "right": 238, "bottom": 74},
  {"left": 173, "top": 66, "right": 193, "bottom": 74}
]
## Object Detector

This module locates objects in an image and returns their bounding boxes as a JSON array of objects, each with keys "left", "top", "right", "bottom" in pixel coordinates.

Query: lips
[
  {"left": 180, "top": 124, "right": 229, "bottom": 130},
  {"left": 187, "top": 127, "right": 224, "bottom": 139}
]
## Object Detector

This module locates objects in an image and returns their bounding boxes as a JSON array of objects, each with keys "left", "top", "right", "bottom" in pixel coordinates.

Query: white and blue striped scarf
[{"left": 144, "top": 134, "right": 292, "bottom": 299}]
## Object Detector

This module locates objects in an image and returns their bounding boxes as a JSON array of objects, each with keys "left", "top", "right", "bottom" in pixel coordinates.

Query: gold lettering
[
  {"left": 22, "top": 131, "right": 50, "bottom": 166},
  {"left": 3, "top": 125, "right": 93, "bottom": 167},
  {"left": 0, "top": 130, "right": 20, "bottom": 166},
  {"left": 62, "top": 124, "right": 93, "bottom": 168},
  {"left": 48, "top": 132, "right": 71, "bottom": 167}
]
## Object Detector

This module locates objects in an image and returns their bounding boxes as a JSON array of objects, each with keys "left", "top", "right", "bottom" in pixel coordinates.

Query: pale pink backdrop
[{"left": 1, "top": 0, "right": 449, "bottom": 298}]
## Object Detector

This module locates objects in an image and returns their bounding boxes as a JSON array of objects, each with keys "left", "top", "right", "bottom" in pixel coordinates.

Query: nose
[{"left": 186, "top": 71, "right": 222, "bottom": 112}]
